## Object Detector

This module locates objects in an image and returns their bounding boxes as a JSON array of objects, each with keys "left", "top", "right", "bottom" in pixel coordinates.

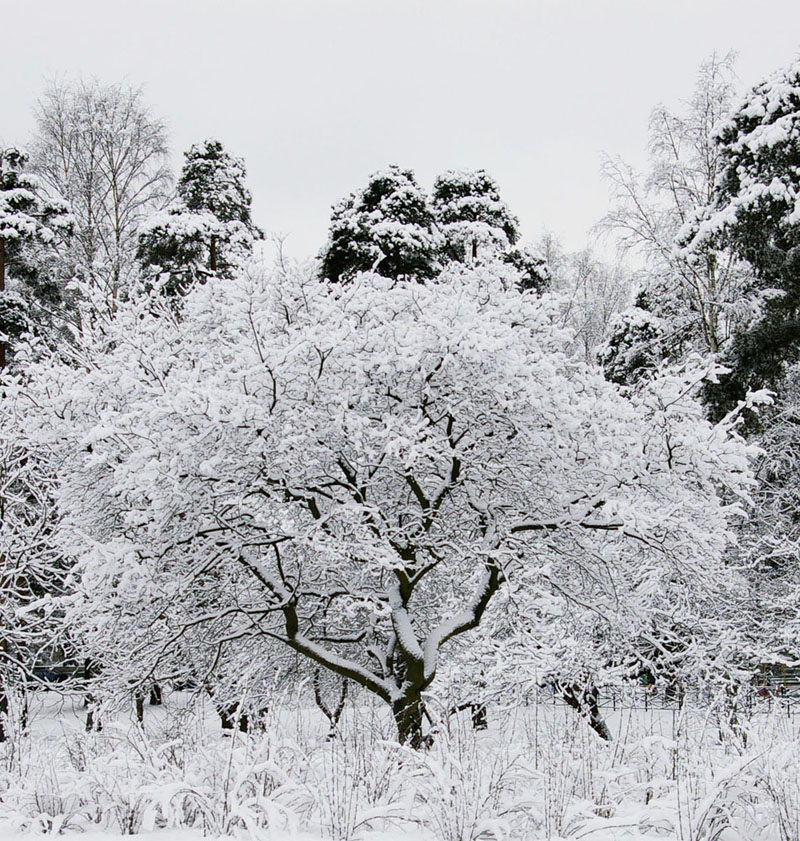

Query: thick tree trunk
[
  {"left": 149, "top": 684, "right": 163, "bottom": 705},
  {"left": 392, "top": 691, "right": 429, "bottom": 749}
]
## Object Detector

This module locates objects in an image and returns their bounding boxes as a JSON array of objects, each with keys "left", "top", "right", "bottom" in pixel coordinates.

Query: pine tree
[
  {"left": 432, "top": 169, "right": 519, "bottom": 262},
  {"left": 598, "top": 302, "right": 665, "bottom": 386},
  {"left": 433, "top": 169, "right": 548, "bottom": 292},
  {"left": 0, "top": 148, "right": 70, "bottom": 369},
  {"left": 138, "top": 139, "right": 263, "bottom": 296},
  {"left": 680, "top": 57, "right": 800, "bottom": 418},
  {"left": 319, "top": 165, "right": 440, "bottom": 283}
]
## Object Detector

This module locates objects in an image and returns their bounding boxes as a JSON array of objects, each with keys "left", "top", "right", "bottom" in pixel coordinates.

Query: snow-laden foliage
[
  {"left": 432, "top": 170, "right": 518, "bottom": 261},
  {"left": 598, "top": 307, "right": 666, "bottom": 386},
  {"left": 15, "top": 260, "right": 754, "bottom": 746},
  {"left": 683, "top": 57, "right": 800, "bottom": 257},
  {"left": 433, "top": 170, "right": 548, "bottom": 292},
  {"left": 0, "top": 148, "right": 71, "bottom": 368},
  {"left": 601, "top": 54, "right": 756, "bottom": 380},
  {"left": 548, "top": 243, "right": 633, "bottom": 364},
  {"left": 320, "top": 166, "right": 547, "bottom": 293},
  {"left": 138, "top": 139, "right": 263, "bottom": 296},
  {"left": 679, "top": 57, "right": 800, "bottom": 417},
  {"left": 734, "top": 365, "right": 800, "bottom": 668},
  {"left": 0, "top": 386, "right": 70, "bottom": 741},
  {"left": 319, "top": 166, "right": 441, "bottom": 284}
]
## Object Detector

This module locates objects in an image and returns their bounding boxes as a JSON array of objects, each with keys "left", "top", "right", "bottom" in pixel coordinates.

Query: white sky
[{"left": 2, "top": 0, "right": 800, "bottom": 262}]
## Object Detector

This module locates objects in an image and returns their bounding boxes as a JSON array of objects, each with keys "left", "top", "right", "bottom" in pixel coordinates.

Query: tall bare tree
[
  {"left": 599, "top": 53, "right": 753, "bottom": 357},
  {"left": 31, "top": 79, "right": 172, "bottom": 316}
]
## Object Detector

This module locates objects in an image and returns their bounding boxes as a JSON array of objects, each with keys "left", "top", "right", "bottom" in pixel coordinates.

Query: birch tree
[
  {"left": 600, "top": 53, "right": 754, "bottom": 368},
  {"left": 31, "top": 79, "right": 171, "bottom": 315}
]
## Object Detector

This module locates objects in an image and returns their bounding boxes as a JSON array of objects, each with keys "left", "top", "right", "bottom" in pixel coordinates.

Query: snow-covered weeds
[{"left": 1, "top": 689, "right": 800, "bottom": 839}]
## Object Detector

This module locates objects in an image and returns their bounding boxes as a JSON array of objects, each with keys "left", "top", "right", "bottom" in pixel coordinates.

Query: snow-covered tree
[
  {"left": 555, "top": 247, "right": 633, "bottom": 364},
  {"left": 31, "top": 79, "right": 171, "bottom": 315},
  {"left": 432, "top": 169, "right": 519, "bottom": 262},
  {"left": 598, "top": 305, "right": 665, "bottom": 386},
  {"left": 319, "top": 165, "right": 440, "bottom": 283},
  {"left": 680, "top": 56, "right": 800, "bottom": 418},
  {"left": 433, "top": 169, "right": 548, "bottom": 292},
  {"left": 0, "top": 147, "right": 71, "bottom": 369},
  {"left": 734, "top": 367, "right": 800, "bottom": 670},
  {"left": 0, "top": 385, "right": 69, "bottom": 741},
  {"left": 137, "top": 139, "right": 263, "bottom": 296},
  {"left": 22, "top": 260, "right": 753, "bottom": 747},
  {"left": 601, "top": 54, "right": 754, "bottom": 381}
]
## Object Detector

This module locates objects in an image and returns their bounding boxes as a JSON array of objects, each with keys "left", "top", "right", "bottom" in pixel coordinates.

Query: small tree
[
  {"left": 319, "top": 165, "right": 440, "bottom": 283},
  {"left": 598, "top": 304, "right": 665, "bottom": 386},
  {"left": 138, "top": 139, "right": 263, "bottom": 296}
]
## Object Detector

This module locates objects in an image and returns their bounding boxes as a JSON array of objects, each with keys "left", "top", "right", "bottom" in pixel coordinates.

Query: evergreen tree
[
  {"left": 432, "top": 169, "right": 519, "bottom": 262},
  {"left": 680, "top": 57, "right": 800, "bottom": 418},
  {"left": 0, "top": 148, "right": 70, "bottom": 369},
  {"left": 598, "top": 303, "right": 665, "bottom": 387},
  {"left": 501, "top": 246, "right": 549, "bottom": 294},
  {"left": 319, "top": 165, "right": 440, "bottom": 283},
  {"left": 138, "top": 139, "right": 263, "bottom": 296},
  {"left": 433, "top": 169, "right": 548, "bottom": 292}
]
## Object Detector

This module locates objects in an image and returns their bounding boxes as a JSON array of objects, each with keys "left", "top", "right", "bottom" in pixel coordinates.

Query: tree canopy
[{"left": 17, "top": 259, "right": 754, "bottom": 745}]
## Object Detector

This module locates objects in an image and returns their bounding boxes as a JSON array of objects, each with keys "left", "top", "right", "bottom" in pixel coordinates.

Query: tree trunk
[
  {"left": 449, "top": 701, "right": 489, "bottom": 730},
  {"left": 134, "top": 690, "right": 145, "bottom": 724},
  {"left": 149, "top": 684, "right": 163, "bottom": 705},
  {"left": 313, "top": 668, "right": 348, "bottom": 740},
  {"left": 0, "top": 670, "right": 8, "bottom": 743},
  {"left": 85, "top": 702, "right": 102, "bottom": 732},
  {"left": 1, "top": 237, "right": 6, "bottom": 370},
  {"left": 84, "top": 659, "right": 102, "bottom": 732},
  {"left": 470, "top": 701, "right": 488, "bottom": 730},
  {"left": 218, "top": 702, "right": 249, "bottom": 733},
  {"left": 392, "top": 691, "right": 429, "bottom": 749}
]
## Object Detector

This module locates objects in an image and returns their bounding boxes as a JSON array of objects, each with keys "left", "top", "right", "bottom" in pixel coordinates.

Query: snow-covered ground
[{"left": 1, "top": 688, "right": 799, "bottom": 840}]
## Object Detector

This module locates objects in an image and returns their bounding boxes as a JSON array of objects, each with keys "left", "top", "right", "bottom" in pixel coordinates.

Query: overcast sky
[{"left": 2, "top": 1, "right": 800, "bottom": 262}]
